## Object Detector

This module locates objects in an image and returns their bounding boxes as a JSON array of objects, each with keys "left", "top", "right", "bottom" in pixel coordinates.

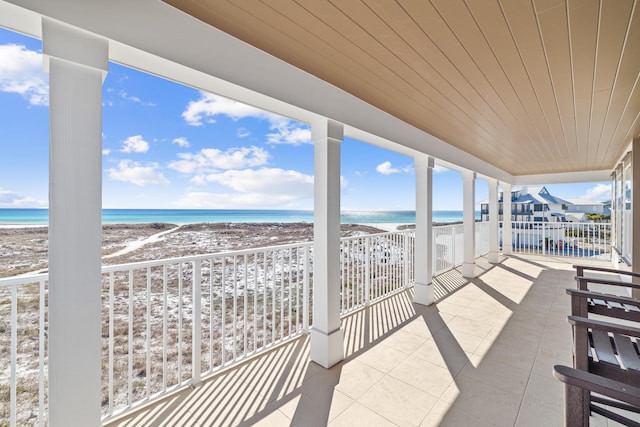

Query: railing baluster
[
  {"left": 38, "top": 279, "right": 45, "bottom": 427},
  {"left": 128, "top": 271, "right": 133, "bottom": 407},
  {"left": 303, "top": 245, "right": 310, "bottom": 333},
  {"left": 146, "top": 267, "right": 151, "bottom": 398},
  {"left": 178, "top": 263, "right": 183, "bottom": 385},
  {"left": 233, "top": 256, "right": 237, "bottom": 361},
  {"left": 10, "top": 284, "right": 17, "bottom": 427},
  {"left": 254, "top": 253, "right": 258, "bottom": 351},
  {"left": 109, "top": 271, "right": 114, "bottom": 415},
  {"left": 243, "top": 253, "right": 248, "bottom": 357},
  {"left": 221, "top": 257, "right": 226, "bottom": 365},
  {"left": 279, "top": 249, "right": 284, "bottom": 341},
  {"left": 162, "top": 264, "right": 168, "bottom": 392},
  {"left": 364, "top": 237, "right": 370, "bottom": 306},
  {"left": 209, "top": 258, "right": 214, "bottom": 373},
  {"left": 263, "top": 250, "right": 268, "bottom": 344},
  {"left": 271, "top": 250, "right": 276, "bottom": 344},
  {"left": 192, "top": 259, "right": 202, "bottom": 385}
]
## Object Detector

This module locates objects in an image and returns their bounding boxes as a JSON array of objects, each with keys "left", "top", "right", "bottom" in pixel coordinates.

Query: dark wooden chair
[
  {"left": 563, "top": 315, "right": 640, "bottom": 426},
  {"left": 553, "top": 364, "right": 640, "bottom": 427},
  {"left": 572, "top": 264, "right": 640, "bottom": 322}
]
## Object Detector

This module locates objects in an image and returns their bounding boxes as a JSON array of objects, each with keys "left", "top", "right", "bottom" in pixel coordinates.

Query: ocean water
[{"left": 0, "top": 209, "right": 475, "bottom": 225}]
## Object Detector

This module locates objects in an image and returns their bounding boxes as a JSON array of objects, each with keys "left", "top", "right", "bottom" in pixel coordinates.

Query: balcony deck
[{"left": 105, "top": 255, "right": 617, "bottom": 427}]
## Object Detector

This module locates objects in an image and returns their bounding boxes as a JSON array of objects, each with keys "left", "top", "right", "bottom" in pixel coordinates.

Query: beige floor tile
[
  {"left": 399, "top": 317, "right": 441, "bottom": 339},
  {"left": 380, "top": 328, "right": 428, "bottom": 354},
  {"left": 515, "top": 401, "right": 563, "bottom": 427},
  {"left": 359, "top": 375, "right": 438, "bottom": 426},
  {"left": 457, "top": 357, "right": 530, "bottom": 396},
  {"left": 434, "top": 301, "right": 466, "bottom": 316},
  {"left": 332, "top": 359, "right": 384, "bottom": 400},
  {"left": 389, "top": 357, "right": 455, "bottom": 398},
  {"left": 521, "top": 373, "right": 565, "bottom": 413},
  {"left": 473, "top": 341, "right": 537, "bottom": 373},
  {"left": 277, "top": 376, "right": 354, "bottom": 426},
  {"left": 435, "top": 327, "right": 485, "bottom": 354},
  {"left": 447, "top": 316, "right": 494, "bottom": 339},
  {"left": 238, "top": 407, "right": 292, "bottom": 427},
  {"left": 421, "top": 399, "right": 494, "bottom": 427},
  {"left": 356, "top": 342, "right": 408, "bottom": 373},
  {"left": 328, "top": 402, "right": 396, "bottom": 427},
  {"left": 411, "top": 339, "right": 471, "bottom": 377},
  {"left": 441, "top": 375, "right": 523, "bottom": 426}
]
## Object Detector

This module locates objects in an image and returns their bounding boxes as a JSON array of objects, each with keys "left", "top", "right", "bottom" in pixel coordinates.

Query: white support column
[
  {"left": 414, "top": 154, "right": 434, "bottom": 305},
  {"left": 311, "top": 118, "right": 344, "bottom": 368},
  {"left": 462, "top": 170, "right": 477, "bottom": 278},
  {"left": 43, "top": 19, "right": 108, "bottom": 427},
  {"left": 502, "top": 183, "right": 513, "bottom": 255},
  {"left": 488, "top": 178, "right": 500, "bottom": 263}
]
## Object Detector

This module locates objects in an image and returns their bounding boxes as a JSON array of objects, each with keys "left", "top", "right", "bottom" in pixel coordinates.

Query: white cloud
[
  {"left": 168, "top": 146, "right": 269, "bottom": 174},
  {"left": 107, "top": 160, "right": 169, "bottom": 186},
  {"left": 237, "top": 128, "right": 250, "bottom": 138},
  {"left": 119, "top": 90, "right": 155, "bottom": 107},
  {"left": 174, "top": 191, "right": 305, "bottom": 209},
  {"left": 175, "top": 167, "right": 348, "bottom": 209},
  {"left": 0, "top": 44, "right": 48, "bottom": 106},
  {"left": 120, "top": 135, "right": 150, "bottom": 153},
  {"left": 197, "top": 168, "right": 313, "bottom": 196},
  {"left": 0, "top": 188, "right": 46, "bottom": 208},
  {"left": 581, "top": 183, "right": 611, "bottom": 202},
  {"left": 172, "top": 137, "right": 190, "bottom": 148},
  {"left": 433, "top": 165, "right": 449, "bottom": 173},
  {"left": 266, "top": 119, "right": 312, "bottom": 145},
  {"left": 376, "top": 161, "right": 400, "bottom": 175},
  {"left": 102, "top": 149, "right": 111, "bottom": 155},
  {"left": 182, "top": 92, "right": 311, "bottom": 145}
]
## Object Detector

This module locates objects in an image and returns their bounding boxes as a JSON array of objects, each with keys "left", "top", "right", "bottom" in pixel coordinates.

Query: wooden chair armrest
[
  {"left": 574, "top": 264, "right": 640, "bottom": 278},
  {"left": 567, "top": 315, "right": 640, "bottom": 337},
  {"left": 553, "top": 365, "right": 640, "bottom": 408},
  {"left": 575, "top": 275, "right": 640, "bottom": 290},
  {"left": 566, "top": 288, "right": 640, "bottom": 307}
]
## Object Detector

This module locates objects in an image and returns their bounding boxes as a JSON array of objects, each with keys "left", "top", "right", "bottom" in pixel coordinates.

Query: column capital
[
  {"left": 462, "top": 169, "right": 476, "bottom": 180},
  {"left": 312, "top": 118, "right": 343, "bottom": 144},
  {"left": 42, "top": 18, "right": 108, "bottom": 79}
]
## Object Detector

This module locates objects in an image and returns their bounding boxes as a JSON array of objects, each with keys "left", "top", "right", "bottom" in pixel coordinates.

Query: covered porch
[
  {"left": 0, "top": 0, "right": 638, "bottom": 426},
  {"left": 105, "top": 255, "right": 610, "bottom": 427}
]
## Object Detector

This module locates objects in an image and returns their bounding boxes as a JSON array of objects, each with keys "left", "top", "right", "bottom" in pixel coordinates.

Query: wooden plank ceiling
[{"left": 165, "top": 0, "right": 640, "bottom": 176}]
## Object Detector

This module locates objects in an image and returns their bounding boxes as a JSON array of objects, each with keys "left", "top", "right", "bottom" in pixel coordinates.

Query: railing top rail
[
  {"left": 100, "top": 240, "right": 315, "bottom": 273},
  {"left": 0, "top": 272, "right": 48, "bottom": 288},
  {"left": 339, "top": 228, "right": 414, "bottom": 243}
]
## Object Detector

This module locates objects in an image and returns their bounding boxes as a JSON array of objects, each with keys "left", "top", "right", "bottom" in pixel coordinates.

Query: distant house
[
  {"left": 564, "top": 198, "right": 611, "bottom": 216},
  {"left": 480, "top": 186, "right": 571, "bottom": 222}
]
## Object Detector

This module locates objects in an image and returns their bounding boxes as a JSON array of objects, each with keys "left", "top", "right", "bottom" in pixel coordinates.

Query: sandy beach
[{"left": 0, "top": 222, "right": 399, "bottom": 278}]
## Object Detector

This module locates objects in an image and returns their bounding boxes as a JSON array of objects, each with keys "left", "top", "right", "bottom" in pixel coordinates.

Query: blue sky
[{"left": 0, "top": 27, "right": 611, "bottom": 211}]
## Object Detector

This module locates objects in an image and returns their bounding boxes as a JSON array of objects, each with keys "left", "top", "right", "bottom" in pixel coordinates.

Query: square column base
[
  {"left": 488, "top": 251, "right": 500, "bottom": 264},
  {"left": 462, "top": 262, "right": 477, "bottom": 278},
  {"left": 502, "top": 245, "right": 513, "bottom": 256},
  {"left": 310, "top": 327, "right": 344, "bottom": 368},
  {"left": 413, "top": 281, "right": 434, "bottom": 306}
]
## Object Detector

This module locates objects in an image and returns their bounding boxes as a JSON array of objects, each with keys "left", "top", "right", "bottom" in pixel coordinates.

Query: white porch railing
[
  {"left": 502, "top": 221, "right": 611, "bottom": 260},
  {"left": 339, "top": 230, "right": 415, "bottom": 314},
  {"left": 4, "top": 220, "right": 613, "bottom": 426},
  {"left": 0, "top": 274, "right": 48, "bottom": 427}
]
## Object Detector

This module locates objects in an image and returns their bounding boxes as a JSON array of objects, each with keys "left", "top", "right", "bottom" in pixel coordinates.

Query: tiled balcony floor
[{"left": 106, "top": 255, "right": 621, "bottom": 427}]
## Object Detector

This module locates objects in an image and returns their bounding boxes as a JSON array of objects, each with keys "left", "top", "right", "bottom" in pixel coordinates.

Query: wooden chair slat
[
  {"left": 613, "top": 334, "right": 640, "bottom": 372},
  {"left": 591, "top": 330, "right": 619, "bottom": 366}
]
